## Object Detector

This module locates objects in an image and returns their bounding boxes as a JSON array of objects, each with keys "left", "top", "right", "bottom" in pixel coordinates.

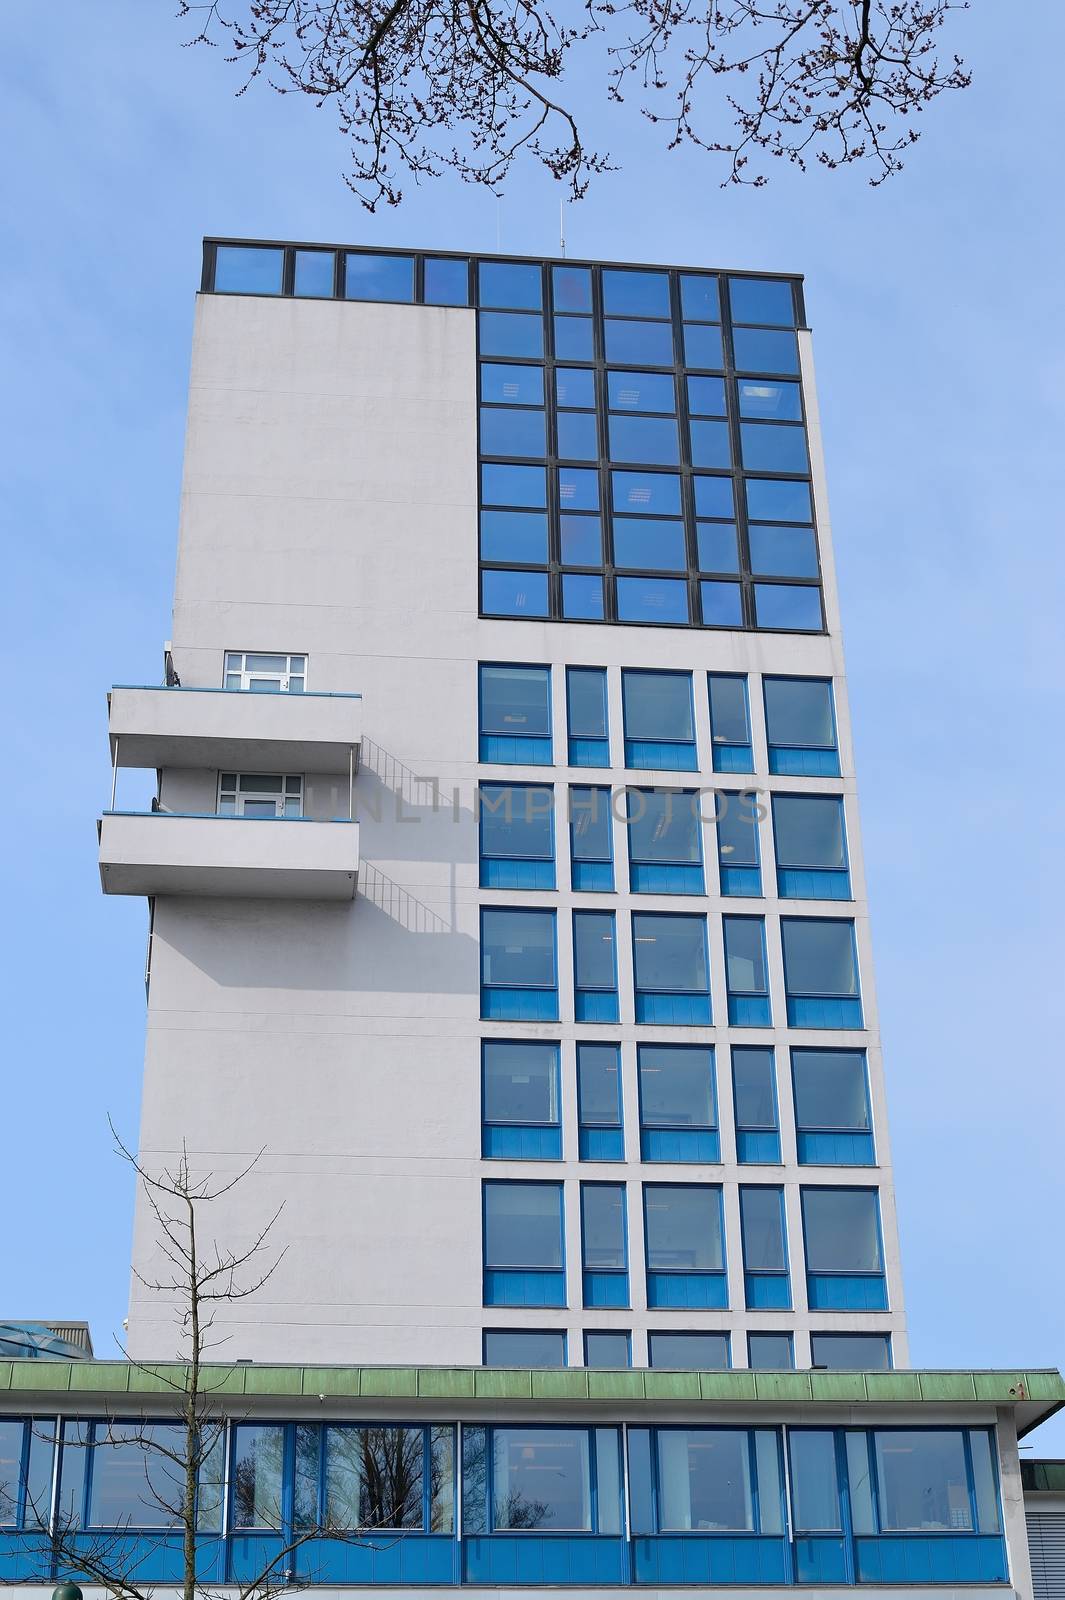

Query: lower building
[
  {"left": 1024, "top": 1461, "right": 1065, "bottom": 1600},
  {"left": 0, "top": 1359, "right": 1060, "bottom": 1596}
]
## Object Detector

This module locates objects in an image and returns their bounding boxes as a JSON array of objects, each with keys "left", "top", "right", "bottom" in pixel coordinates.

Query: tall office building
[{"left": 101, "top": 237, "right": 907, "bottom": 1374}]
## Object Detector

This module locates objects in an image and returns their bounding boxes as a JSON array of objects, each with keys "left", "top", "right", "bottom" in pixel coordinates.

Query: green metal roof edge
[{"left": 0, "top": 1363, "right": 1060, "bottom": 1409}]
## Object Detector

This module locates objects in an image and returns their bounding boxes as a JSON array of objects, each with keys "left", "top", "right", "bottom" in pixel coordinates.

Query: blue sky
[{"left": 4, "top": 3, "right": 1063, "bottom": 1445}]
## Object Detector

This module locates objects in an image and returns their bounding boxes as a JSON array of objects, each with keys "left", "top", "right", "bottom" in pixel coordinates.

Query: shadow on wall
[{"left": 353, "top": 738, "right": 476, "bottom": 864}]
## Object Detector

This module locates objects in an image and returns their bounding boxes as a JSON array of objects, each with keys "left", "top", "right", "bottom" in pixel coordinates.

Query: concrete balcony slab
[{"left": 99, "top": 811, "right": 359, "bottom": 899}]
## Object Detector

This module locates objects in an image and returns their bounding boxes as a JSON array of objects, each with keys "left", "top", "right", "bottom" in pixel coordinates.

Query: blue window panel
[
  {"left": 646, "top": 1272, "right": 727, "bottom": 1309},
  {"left": 583, "top": 1271, "right": 629, "bottom": 1308},
  {"left": 557, "top": 410, "right": 599, "bottom": 460},
  {"left": 480, "top": 360, "right": 545, "bottom": 406},
  {"left": 798, "top": 1130, "right": 875, "bottom": 1165},
  {"left": 764, "top": 677, "right": 839, "bottom": 772},
  {"left": 560, "top": 514, "right": 603, "bottom": 565},
  {"left": 713, "top": 746, "right": 753, "bottom": 775},
  {"left": 749, "top": 522, "right": 820, "bottom": 578},
  {"left": 793, "top": 1537, "right": 849, "bottom": 1584},
  {"left": 613, "top": 515, "right": 687, "bottom": 570},
  {"left": 481, "top": 569, "right": 550, "bottom": 619},
  {"left": 626, "top": 739, "right": 698, "bottom": 770},
  {"left": 602, "top": 268, "right": 671, "bottom": 316},
  {"left": 483, "top": 1269, "right": 565, "bottom": 1306},
  {"left": 291, "top": 1535, "right": 456, "bottom": 1585},
  {"left": 777, "top": 867, "right": 852, "bottom": 900},
  {"left": 701, "top": 581, "right": 744, "bottom": 627},
  {"left": 568, "top": 785, "right": 612, "bottom": 880},
  {"left": 478, "top": 259, "right": 542, "bottom": 310},
  {"left": 609, "top": 414, "right": 680, "bottom": 466},
  {"left": 554, "top": 316, "right": 595, "bottom": 360},
  {"left": 479, "top": 311, "right": 544, "bottom": 359},
  {"left": 558, "top": 465, "right": 600, "bottom": 511},
  {"left": 690, "top": 420, "right": 731, "bottom": 468},
  {"left": 608, "top": 369, "right": 676, "bottom": 412},
  {"left": 483, "top": 1124, "right": 562, "bottom": 1159},
  {"left": 562, "top": 574, "right": 604, "bottom": 620},
  {"left": 720, "top": 865, "right": 762, "bottom": 897},
  {"left": 481, "top": 461, "right": 547, "bottom": 508},
  {"left": 463, "top": 1536, "right": 629, "bottom": 1586},
  {"left": 744, "top": 1273, "right": 791, "bottom": 1310},
  {"left": 694, "top": 475, "right": 736, "bottom": 518},
  {"left": 729, "top": 276, "right": 796, "bottom": 326},
  {"left": 553, "top": 265, "right": 593, "bottom": 312},
  {"left": 728, "top": 994, "right": 771, "bottom": 1026},
  {"left": 741, "top": 422, "right": 810, "bottom": 474},
  {"left": 344, "top": 251, "right": 414, "bottom": 302},
  {"left": 629, "top": 862, "right": 705, "bottom": 895},
  {"left": 604, "top": 319, "right": 675, "bottom": 365},
  {"left": 575, "top": 989, "right": 620, "bottom": 1023},
  {"left": 571, "top": 860, "right": 613, "bottom": 892},
  {"left": 480, "top": 509, "right": 549, "bottom": 564},
  {"left": 424, "top": 256, "right": 470, "bottom": 305},
  {"left": 633, "top": 1537, "right": 790, "bottom": 1586},
  {"left": 570, "top": 739, "right": 608, "bottom": 769},
  {"left": 293, "top": 250, "right": 335, "bottom": 297},
  {"left": 782, "top": 919, "right": 862, "bottom": 1028},
  {"left": 688, "top": 374, "right": 727, "bottom": 415},
  {"left": 855, "top": 1536, "right": 1008, "bottom": 1586},
  {"left": 480, "top": 733, "right": 552, "bottom": 765},
  {"left": 806, "top": 1273, "right": 887, "bottom": 1310},
  {"left": 683, "top": 323, "right": 724, "bottom": 368},
  {"left": 480, "top": 407, "right": 547, "bottom": 459},
  {"left": 214, "top": 245, "right": 284, "bottom": 294},
  {"left": 617, "top": 577, "right": 690, "bottom": 625},
  {"left": 708, "top": 674, "right": 752, "bottom": 773},
  {"left": 480, "top": 857, "right": 555, "bottom": 889},
  {"left": 640, "top": 1128, "right": 720, "bottom": 1163},
  {"left": 622, "top": 669, "right": 696, "bottom": 769},
  {"left": 771, "top": 745, "right": 841, "bottom": 776},
  {"left": 739, "top": 377, "right": 803, "bottom": 420},
  {"left": 611, "top": 469, "right": 682, "bottom": 518},
  {"left": 746, "top": 477, "right": 813, "bottom": 522},
  {"left": 787, "top": 995, "right": 863, "bottom": 1028},
  {"left": 567, "top": 670, "right": 607, "bottom": 761},
  {"left": 696, "top": 521, "right": 739, "bottom": 573},
  {"left": 755, "top": 582, "right": 824, "bottom": 631},
  {"left": 580, "top": 1127, "right": 624, "bottom": 1160},
  {"left": 481, "top": 986, "right": 558, "bottom": 1022},
  {"left": 680, "top": 273, "right": 721, "bottom": 321},
  {"left": 732, "top": 327, "right": 800, "bottom": 375},
  {"left": 479, "top": 663, "right": 551, "bottom": 764},
  {"left": 557, "top": 365, "right": 596, "bottom": 407},
  {"left": 636, "top": 992, "right": 712, "bottom": 1025},
  {"left": 737, "top": 1129, "right": 781, "bottom": 1163}
]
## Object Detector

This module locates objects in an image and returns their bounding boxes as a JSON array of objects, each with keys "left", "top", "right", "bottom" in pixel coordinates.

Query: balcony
[
  {"left": 107, "top": 685, "right": 362, "bottom": 775},
  {"left": 98, "top": 812, "right": 359, "bottom": 900}
]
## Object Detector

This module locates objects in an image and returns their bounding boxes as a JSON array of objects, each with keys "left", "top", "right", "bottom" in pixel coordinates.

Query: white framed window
[
  {"left": 223, "top": 652, "right": 306, "bottom": 693},
  {"left": 218, "top": 774, "right": 303, "bottom": 818}
]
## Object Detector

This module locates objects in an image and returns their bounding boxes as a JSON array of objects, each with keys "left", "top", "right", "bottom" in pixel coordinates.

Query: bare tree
[
  {"left": 16, "top": 1129, "right": 408, "bottom": 1600},
  {"left": 178, "top": 0, "right": 971, "bottom": 208}
]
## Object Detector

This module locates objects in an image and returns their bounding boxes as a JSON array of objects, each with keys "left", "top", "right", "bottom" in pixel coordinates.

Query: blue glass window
[
  {"left": 607, "top": 370, "right": 676, "bottom": 412},
  {"left": 627, "top": 789, "right": 703, "bottom": 894},
  {"left": 739, "top": 378, "right": 802, "bottom": 420},
  {"left": 741, "top": 423, "right": 810, "bottom": 474},
  {"left": 481, "top": 362, "right": 545, "bottom": 404},
  {"left": 581, "top": 1183, "right": 628, "bottom": 1307},
  {"left": 86, "top": 1422, "right": 188, "bottom": 1527},
  {"left": 584, "top": 1330, "right": 631, "bottom": 1367},
  {"left": 732, "top": 327, "right": 800, "bottom": 375},
  {"left": 649, "top": 1428, "right": 783, "bottom": 1534},
  {"left": 484, "top": 1427, "right": 621, "bottom": 1532},
  {"left": 764, "top": 677, "right": 839, "bottom": 775},
  {"left": 793, "top": 1049, "right": 873, "bottom": 1165},
  {"left": 293, "top": 250, "right": 335, "bottom": 297},
  {"left": 701, "top": 580, "right": 743, "bottom": 627},
  {"left": 638, "top": 1044, "right": 718, "bottom": 1162},
  {"left": 552, "top": 265, "right": 592, "bottom": 312},
  {"left": 479, "top": 782, "right": 555, "bottom": 888},
  {"left": 749, "top": 1332, "right": 794, "bottom": 1369},
  {"left": 683, "top": 324, "right": 725, "bottom": 368},
  {"left": 231, "top": 1424, "right": 285, "bottom": 1528},
  {"left": 612, "top": 469, "right": 681, "bottom": 518},
  {"left": 479, "top": 664, "right": 551, "bottom": 763},
  {"left": 577, "top": 1042, "right": 623, "bottom": 1161},
  {"left": 562, "top": 574, "right": 604, "bottom": 619},
  {"left": 755, "top": 583, "right": 823, "bottom": 631},
  {"left": 482, "top": 1040, "right": 561, "bottom": 1159},
  {"left": 696, "top": 522, "right": 739, "bottom": 572},
  {"left": 560, "top": 513, "right": 602, "bottom": 564},
  {"left": 566, "top": 668, "right": 608, "bottom": 766},
  {"left": 621, "top": 669, "right": 696, "bottom": 769},
  {"left": 732, "top": 1047, "right": 780, "bottom": 1164},
  {"left": 716, "top": 790, "right": 761, "bottom": 896},
  {"left": 679, "top": 274, "right": 721, "bottom": 320},
  {"left": 602, "top": 269, "right": 671, "bottom": 317},
  {"left": 605, "top": 319, "right": 674, "bottom": 365},
  {"left": 570, "top": 785, "right": 613, "bottom": 891},
  {"left": 0, "top": 1418, "right": 52, "bottom": 1530},
  {"left": 479, "top": 260, "right": 543, "bottom": 309},
  {"left": 559, "top": 466, "right": 600, "bottom": 511},
  {"left": 811, "top": 1332, "right": 891, "bottom": 1371},
  {"left": 729, "top": 277, "right": 796, "bottom": 326},
  {"left": 688, "top": 375, "right": 727, "bottom": 415},
  {"left": 483, "top": 1181, "right": 564, "bottom": 1306},
  {"left": 556, "top": 367, "right": 596, "bottom": 408},
  {"left": 648, "top": 1332, "right": 729, "bottom": 1370},
  {"left": 557, "top": 411, "right": 599, "bottom": 459},
  {"left": 481, "top": 569, "right": 549, "bottom": 618},
  {"left": 740, "top": 1187, "right": 790, "bottom": 1309},
  {"left": 480, "top": 908, "right": 558, "bottom": 1021},
  {"left": 789, "top": 1431, "right": 842, "bottom": 1532},
  {"left": 573, "top": 909, "right": 619, "bottom": 1022},
  {"left": 479, "top": 310, "right": 544, "bottom": 358},
  {"left": 613, "top": 517, "right": 686, "bottom": 570},
  {"left": 872, "top": 1433, "right": 983, "bottom": 1533},
  {"left": 481, "top": 462, "right": 547, "bottom": 508},
  {"left": 801, "top": 1186, "right": 886, "bottom": 1311},
  {"left": 480, "top": 407, "right": 547, "bottom": 458},
  {"left": 632, "top": 912, "right": 711, "bottom": 1025},
  {"left": 773, "top": 794, "right": 850, "bottom": 898},
  {"left": 480, "top": 509, "right": 549, "bottom": 565},
  {"left": 214, "top": 245, "right": 283, "bottom": 294},
  {"left": 344, "top": 252, "right": 414, "bottom": 302},
  {"left": 424, "top": 256, "right": 469, "bottom": 305},
  {"left": 749, "top": 524, "right": 819, "bottom": 578},
  {"left": 643, "top": 1184, "right": 726, "bottom": 1308},
  {"left": 694, "top": 475, "right": 735, "bottom": 518},
  {"left": 707, "top": 674, "right": 752, "bottom": 773},
  {"left": 483, "top": 1329, "right": 565, "bottom": 1367},
  {"left": 723, "top": 915, "right": 771, "bottom": 1026},
  {"left": 781, "top": 918, "right": 861, "bottom": 1028},
  {"left": 554, "top": 315, "right": 594, "bottom": 360},
  {"left": 690, "top": 420, "right": 731, "bottom": 468},
  {"left": 617, "top": 577, "right": 689, "bottom": 624},
  {"left": 746, "top": 477, "right": 813, "bottom": 522},
  {"left": 609, "top": 414, "right": 680, "bottom": 465}
]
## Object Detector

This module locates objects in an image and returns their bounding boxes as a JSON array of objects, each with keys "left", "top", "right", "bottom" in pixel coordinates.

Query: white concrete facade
[{"left": 120, "top": 279, "right": 908, "bottom": 1369}]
